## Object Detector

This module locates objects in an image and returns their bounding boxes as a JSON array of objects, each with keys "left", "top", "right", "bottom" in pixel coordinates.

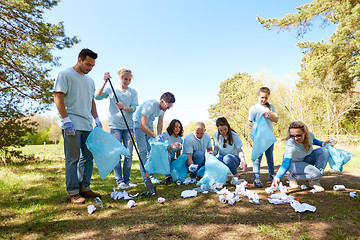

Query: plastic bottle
[
  {"left": 176, "top": 180, "right": 182, "bottom": 185},
  {"left": 219, "top": 195, "right": 227, "bottom": 204},
  {"left": 94, "top": 197, "right": 104, "bottom": 209},
  {"left": 333, "top": 185, "right": 345, "bottom": 191}
]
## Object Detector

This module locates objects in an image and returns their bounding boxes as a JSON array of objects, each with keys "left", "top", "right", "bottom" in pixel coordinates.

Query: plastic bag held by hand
[{"left": 145, "top": 138, "right": 170, "bottom": 175}]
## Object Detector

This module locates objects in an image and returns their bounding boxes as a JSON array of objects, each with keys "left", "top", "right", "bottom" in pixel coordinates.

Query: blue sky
[{"left": 44, "top": 0, "right": 335, "bottom": 125}]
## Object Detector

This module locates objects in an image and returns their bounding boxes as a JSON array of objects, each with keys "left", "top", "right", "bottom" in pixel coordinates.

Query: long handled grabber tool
[{"left": 108, "top": 78, "right": 156, "bottom": 195}]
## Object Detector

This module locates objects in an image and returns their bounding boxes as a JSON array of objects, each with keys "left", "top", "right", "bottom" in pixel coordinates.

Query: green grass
[{"left": 0, "top": 144, "right": 359, "bottom": 239}]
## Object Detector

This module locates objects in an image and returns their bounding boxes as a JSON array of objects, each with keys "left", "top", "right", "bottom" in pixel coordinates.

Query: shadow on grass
[{"left": 1, "top": 162, "right": 360, "bottom": 239}]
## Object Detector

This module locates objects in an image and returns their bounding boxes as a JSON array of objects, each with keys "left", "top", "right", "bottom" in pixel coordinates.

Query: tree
[
  {"left": 0, "top": 0, "right": 79, "bottom": 151},
  {"left": 258, "top": 0, "right": 360, "bottom": 135},
  {"left": 208, "top": 73, "right": 262, "bottom": 145}
]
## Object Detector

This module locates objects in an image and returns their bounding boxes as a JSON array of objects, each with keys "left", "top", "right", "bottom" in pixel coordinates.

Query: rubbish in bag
[
  {"left": 250, "top": 115, "right": 277, "bottom": 162},
  {"left": 197, "top": 153, "right": 230, "bottom": 186},
  {"left": 170, "top": 154, "right": 188, "bottom": 183},
  {"left": 86, "top": 127, "right": 130, "bottom": 180},
  {"left": 324, "top": 144, "right": 355, "bottom": 172},
  {"left": 145, "top": 138, "right": 170, "bottom": 175}
]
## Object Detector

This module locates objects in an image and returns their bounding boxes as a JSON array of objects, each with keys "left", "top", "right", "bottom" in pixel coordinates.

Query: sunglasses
[
  {"left": 290, "top": 134, "right": 303, "bottom": 139},
  {"left": 223, "top": 139, "right": 227, "bottom": 148}
]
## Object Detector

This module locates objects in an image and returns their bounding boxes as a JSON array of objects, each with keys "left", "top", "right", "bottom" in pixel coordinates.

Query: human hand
[
  {"left": 103, "top": 72, "right": 111, "bottom": 84},
  {"left": 271, "top": 176, "right": 280, "bottom": 189},
  {"left": 240, "top": 161, "right": 247, "bottom": 171},
  {"left": 95, "top": 117, "right": 103, "bottom": 129},
  {"left": 263, "top": 112, "right": 270, "bottom": 118},
  {"left": 116, "top": 102, "right": 124, "bottom": 110},
  {"left": 188, "top": 163, "right": 198, "bottom": 173},
  {"left": 154, "top": 134, "right": 163, "bottom": 142},
  {"left": 172, "top": 142, "right": 181, "bottom": 149},
  {"left": 63, "top": 120, "right": 76, "bottom": 136},
  {"left": 322, "top": 139, "right": 336, "bottom": 147}
]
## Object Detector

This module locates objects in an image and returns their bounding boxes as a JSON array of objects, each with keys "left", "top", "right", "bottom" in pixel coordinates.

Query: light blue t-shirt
[
  {"left": 53, "top": 67, "right": 95, "bottom": 131},
  {"left": 213, "top": 131, "right": 243, "bottom": 157},
  {"left": 133, "top": 99, "right": 165, "bottom": 129},
  {"left": 162, "top": 131, "right": 183, "bottom": 161},
  {"left": 283, "top": 131, "right": 315, "bottom": 161},
  {"left": 95, "top": 87, "right": 138, "bottom": 129},
  {"left": 248, "top": 103, "right": 277, "bottom": 132},
  {"left": 183, "top": 132, "right": 212, "bottom": 154}
]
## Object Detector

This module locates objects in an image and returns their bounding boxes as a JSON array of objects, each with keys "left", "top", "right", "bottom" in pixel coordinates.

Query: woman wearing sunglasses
[
  {"left": 272, "top": 121, "right": 334, "bottom": 192},
  {"left": 212, "top": 117, "right": 247, "bottom": 185}
]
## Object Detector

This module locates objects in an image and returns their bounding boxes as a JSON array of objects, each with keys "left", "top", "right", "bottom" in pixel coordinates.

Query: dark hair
[
  {"left": 166, "top": 119, "right": 184, "bottom": 137},
  {"left": 257, "top": 87, "right": 271, "bottom": 110},
  {"left": 160, "top": 92, "right": 175, "bottom": 103},
  {"left": 215, "top": 117, "right": 235, "bottom": 145},
  {"left": 78, "top": 48, "right": 98, "bottom": 60}
]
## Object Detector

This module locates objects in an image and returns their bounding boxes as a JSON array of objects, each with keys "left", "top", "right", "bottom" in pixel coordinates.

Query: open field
[{"left": 0, "top": 144, "right": 359, "bottom": 239}]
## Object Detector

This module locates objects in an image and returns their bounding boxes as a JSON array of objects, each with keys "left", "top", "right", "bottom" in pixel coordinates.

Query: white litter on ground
[
  {"left": 290, "top": 200, "right": 316, "bottom": 212},
  {"left": 87, "top": 204, "right": 96, "bottom": 214},
  {"left": 127, "top": 200, "right": 135, "bottom": 208},
  {"left": 350, "top": 191, "right": 358, "bottom": 198},
  {"left": 300, "top": 185, "right": 308, "bottom": 190},
  {"left": 310, "top": 189, "right": 318, "bottom": 194},
  {"left": 181, "top": 189, "right": 198, "bottom": 198},
  {"left": 110, "top": 188, "right": 139, "bottom": 200},
  {"left": 157, "top": 197, "right": 165, "bottom": 203}
]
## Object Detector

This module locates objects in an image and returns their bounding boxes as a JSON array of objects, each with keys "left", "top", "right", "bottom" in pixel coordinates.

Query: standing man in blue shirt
[{"left": 54, "top": 48, "right": 102, "bottom": 204}]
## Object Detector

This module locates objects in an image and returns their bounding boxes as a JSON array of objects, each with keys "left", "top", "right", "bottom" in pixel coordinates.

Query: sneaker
[
  {"left": 127, "top": 181, "right": 138, "bottom": 188},
  {"left": 69, "top": 194, "right": 86, "bottom": 204},
  {"left": 287, "top": 174, "right": 299, "bottom": 188},
  {"left": 117, "top": 182, "right": 129, "bottom": 189},
  {"left": 150, "top": 176, "right": 164, "bottom": 184},
  {"left": 80, "top": 190, "right": 101, "bottom": 198},
  {"left": 309, "top": 180, "right": 325, "bottom": 192},
  {"left": 230, "top": 177, "right": 246, "bottom": 186},
  {"left": 165, "top": 176, "right": 173, "bottom": 185},
  {"left": 253, "top": 178, "right": 263, "bottom": 188}
]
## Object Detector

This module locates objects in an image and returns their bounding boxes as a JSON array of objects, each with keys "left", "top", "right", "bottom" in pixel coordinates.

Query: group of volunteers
[{"left": 54, "top": 49, "right": 334, "bottom": 204}]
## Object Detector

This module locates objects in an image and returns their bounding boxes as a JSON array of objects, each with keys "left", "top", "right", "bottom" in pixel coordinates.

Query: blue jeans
[
  {"left": 218, "top": 154, "right": 240, "bottom": 176},
  {"left": 187, "top": 151, "right": 206, "bottom": 178},
  {"left": 62, "top": 130, "right": 93, "bottom": 196},
  {"left": 253, "top": 144, "right": 274, "bottom": 179},
  {"left": 288, "top": 147, "right": 329, "bottom": 181},
  {"left": 134, "top": 127, "right": 153, "bottom": 180},
  {"left": 110, "top": 129, "right": 133, "bottom": 185}
]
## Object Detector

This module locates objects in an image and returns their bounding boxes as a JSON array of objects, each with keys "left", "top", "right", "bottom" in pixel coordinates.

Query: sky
[{"left": 43, "top": 0, "right": 335, "bottom": 125}]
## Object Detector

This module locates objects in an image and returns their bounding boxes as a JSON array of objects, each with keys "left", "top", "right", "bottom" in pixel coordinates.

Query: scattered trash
[
  {"left": 110, "top": 188, "right": 139, "bottom": 200},
  {"left": 234, "top": 181, "right": 259, "bottom": 204},
  {"left": 333, "top": 185, "right": 345, "bottom": 191},
  {"left": 183, "top": 177, "right": 192, "bottom": 185},
  {"left": 290, "top": 200, "right": 316, "bottom": 213},
  {"left": 94, "top": 197, "right": 104, "bottom": 209},
  {"left": 157, "top": 197, "right": 166, "bottom": 203},
  {"left": 300, "top": 185, "right": 308, "bottom": 190},
  {"left": 310, "top": 189, "right": 318, "bottom": 194},
  {"left": 176, "top": 180, "right": 182, "bottom": 185},
  {"left": 267, "top": 193, "right": 295, "bottom": 204},
  {"left": 127, "top": 200, "right": 135, "bottom": 208},
  {"left": 219, "top": 195, "right": 227, "bottom": 204},
  {"left": 265, "top": 186, "right": 274, "bottom": 194},
  {"left": 87, "top": 204, "right": 96, "bottom": 214},
  {"left": 181, "top": 189, "right": 198, "bottom": 198},
  {"left": 350, "top": 191, "right": 358, "bottom": 198}
]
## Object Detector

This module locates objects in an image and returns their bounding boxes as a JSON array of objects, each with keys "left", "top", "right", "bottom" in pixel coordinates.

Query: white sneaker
[
  {"left": 117, "top": 182, "right": 129, "bottom": 190},
  {"left": 309, "top": 180, "right": 325, "bottom": 192},
  {"left": 287, "top": 174, "right": 299, "bottom": 188},
  {"left": 127, "top": 181, "right": 138, "bottom": 188},
  {"left": 230, "top": 177, "right": 245, "bottom": 186}
]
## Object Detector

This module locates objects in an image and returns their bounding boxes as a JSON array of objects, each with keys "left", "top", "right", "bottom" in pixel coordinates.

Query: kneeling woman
[
  {"left": 272, "top": 121, "right": 333, "bottom": 192},
  {"left": 212, "top": 117, "right": 247, "bottom": 185}
]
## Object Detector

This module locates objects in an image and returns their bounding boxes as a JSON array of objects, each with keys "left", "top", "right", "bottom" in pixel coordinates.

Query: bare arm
[
  {"left": 139, "top": 115, "right": 156, "bottom": 138},
  {"left": 157, "top": 116, "right": 164, "bottom": 135},
  {"left": 186, "top": 153, "right": 194, "bottom": 165},
  {"left": 269, "top": 111, "right": 278, "bottom": 123},
  {"left": 91, "top": 98, "right": 99, "bottom": 119},
  {"left": 95, "top": 72, "right": 110, "bottom": 96},
  {"left": 54, "top": 92, "right": 68, "bottom": 118}
]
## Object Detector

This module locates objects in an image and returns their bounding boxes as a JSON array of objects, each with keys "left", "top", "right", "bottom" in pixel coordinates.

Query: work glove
[
  {"left": 62, "top": 117, "right": 76, "bottom": 136},
  {"left": 95, "top": 117, "right": 103, "bottom": 129},
  {"left": 188, "top": 163, "right": 198, "bottom": 173}
]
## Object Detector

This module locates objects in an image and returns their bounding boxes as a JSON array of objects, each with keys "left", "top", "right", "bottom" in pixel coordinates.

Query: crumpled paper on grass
[
  {"left": 110, "top": 188, "right": 139, "bottom": 200},
  {"left": 350, "top": 191, "right": 358, "bottom": 198},
  {"left": 290, "top": 200, "right": 316, "bottom": 212},
  {"left": 181, "top": 189, "right": 198, "bottom": 198},
  {"left": 235, "top": 181, "right": 259, "bottom": 204}
]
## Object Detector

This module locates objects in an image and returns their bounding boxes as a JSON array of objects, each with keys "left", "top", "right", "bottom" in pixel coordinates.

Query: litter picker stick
[{"left": 107, "top": 78, "right": 156, "bottom": 195}]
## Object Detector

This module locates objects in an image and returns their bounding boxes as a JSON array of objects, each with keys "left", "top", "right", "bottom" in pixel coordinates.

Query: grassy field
[{"left": 0, "top": 143, "right": 359, "bottom": 239}]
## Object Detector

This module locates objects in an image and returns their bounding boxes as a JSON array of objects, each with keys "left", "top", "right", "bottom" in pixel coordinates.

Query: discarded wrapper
[
  {"left": 333, "top": 185, "right": 345, "bottom": 191},
  {"left": 350, "top": 191, "right": 358, "bottom": 198},
  {"left": 87, "top": 204, "right": 96, "bottom": 214},
  {"left": 157, "top": 197, "right": 165, "bottom": 203},
  {"left": 127, "top": 200, "right": 135, "bottom": 208}
]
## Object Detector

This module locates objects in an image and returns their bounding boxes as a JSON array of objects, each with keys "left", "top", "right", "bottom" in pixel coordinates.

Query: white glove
[{"left": 188, "top": 163, "right": 198, "bottom": 173}]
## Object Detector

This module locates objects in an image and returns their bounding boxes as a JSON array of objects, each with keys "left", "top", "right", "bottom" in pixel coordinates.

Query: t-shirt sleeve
[
  {"left": 54, "top": 71, "right": 68, "bottom": 94},
  {"left": 248, "top": 106, "right": 256, "bottom": 122},
  {"left": 270, "top": 104, "right": 278, "bottom": 117},
  {"left": 182, "top": 135, "right": 193, "bottom": 154},
  {"left": 233, "top": 133, "right": 243, "bottom": 148}
]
